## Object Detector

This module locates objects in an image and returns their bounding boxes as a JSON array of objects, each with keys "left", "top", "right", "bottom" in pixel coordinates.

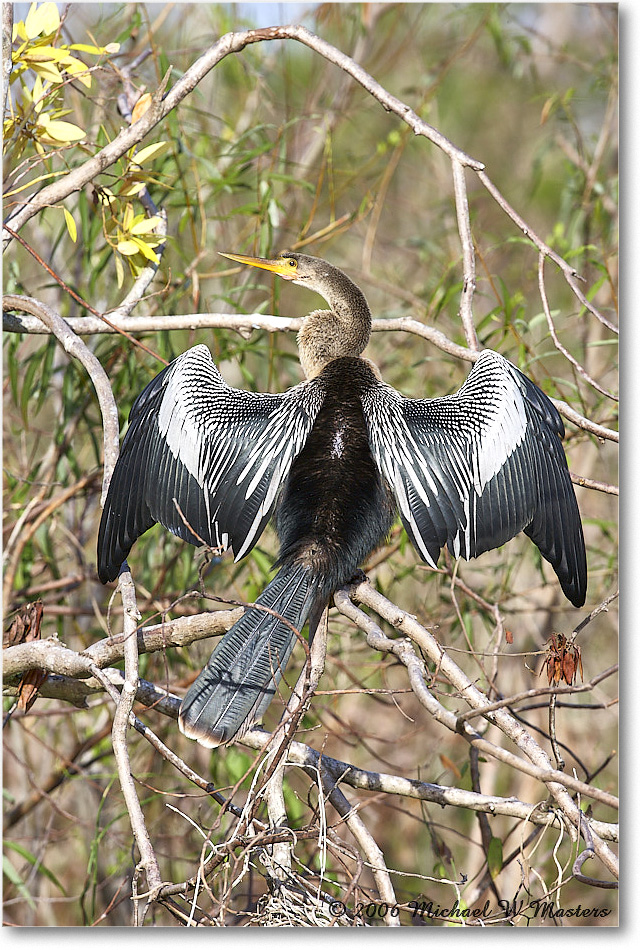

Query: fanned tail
[{"left": 178, "top": 562, "right": 320, "bottom": 747}]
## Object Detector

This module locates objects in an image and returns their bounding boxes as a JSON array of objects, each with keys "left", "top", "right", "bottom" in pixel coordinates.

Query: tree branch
[
  {"left": 338, "top": 579, "right": 618, "bottom": 881},
  {"left": 3, "top": 303, "right": 618, "bottom": 445}
]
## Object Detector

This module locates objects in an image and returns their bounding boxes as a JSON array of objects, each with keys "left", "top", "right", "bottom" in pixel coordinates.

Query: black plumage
[{"left": 97, "top": 251, "right": 587, "bottom": 748}]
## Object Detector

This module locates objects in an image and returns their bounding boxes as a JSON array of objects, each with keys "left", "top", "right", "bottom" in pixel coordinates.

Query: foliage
[{"left": 3, "top": 2, "right": 618, "bottom": 928}]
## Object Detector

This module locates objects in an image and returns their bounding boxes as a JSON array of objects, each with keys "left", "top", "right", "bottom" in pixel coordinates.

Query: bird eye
[{"left": 288, "top": 259, "right": 296, "bottom": 268}]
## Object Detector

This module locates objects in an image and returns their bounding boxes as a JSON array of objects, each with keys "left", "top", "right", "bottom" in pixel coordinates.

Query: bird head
[{"left": 219, "top": 251, "right": 335, "bottom": 294}]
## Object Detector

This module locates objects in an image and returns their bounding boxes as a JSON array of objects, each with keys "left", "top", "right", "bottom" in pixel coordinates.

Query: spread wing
[
  {"left": 362, "top": 349, "right": 586, "bottom": 606},
  {"left": 98, "top": 344, "right": 324, "bottom": 583}
]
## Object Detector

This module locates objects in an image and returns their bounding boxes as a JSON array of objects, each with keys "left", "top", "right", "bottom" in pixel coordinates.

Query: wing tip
[{"left": 563, "top": 568, "right": 587, "bottom": 609}]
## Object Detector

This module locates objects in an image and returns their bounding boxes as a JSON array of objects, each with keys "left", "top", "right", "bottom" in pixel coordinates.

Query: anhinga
[{"left": 97, "top": 251, "right": 587, "bottom": 748}]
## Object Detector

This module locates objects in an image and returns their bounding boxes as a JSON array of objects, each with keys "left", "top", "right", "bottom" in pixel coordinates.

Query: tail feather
[{"left": 178, "top": 562, "right": 318, "bottom": 747}]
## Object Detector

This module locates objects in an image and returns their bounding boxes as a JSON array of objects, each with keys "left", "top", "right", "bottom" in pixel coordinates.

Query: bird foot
[{"left": 349, "top": 568, "right": 369, "bottom": 587}]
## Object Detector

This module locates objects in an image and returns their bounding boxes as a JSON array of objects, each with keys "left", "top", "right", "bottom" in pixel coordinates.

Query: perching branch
[{"left": 3, "top": 595, "right": 618, "bottom": 847}]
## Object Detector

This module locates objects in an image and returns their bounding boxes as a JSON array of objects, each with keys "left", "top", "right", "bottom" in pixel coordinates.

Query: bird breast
[{"left": 273, "top": 357, "right": 395, "bottom": 587}]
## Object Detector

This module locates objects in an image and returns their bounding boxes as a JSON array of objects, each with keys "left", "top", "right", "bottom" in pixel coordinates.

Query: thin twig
[
  {"left": 1, "top": 295, "right": 120, "bottom": 499},
  {"left": 476, "top": 168, "right": 617, "bottom": 334},
  {"left": 2, "top": 229, "right": 167, "bottom": 365},
  {"left": 537, "top": 253, "right": 616, "bottom": 399}
]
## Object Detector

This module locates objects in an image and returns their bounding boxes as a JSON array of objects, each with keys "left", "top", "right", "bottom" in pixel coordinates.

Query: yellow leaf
[
  {"left": 132, "top": 141, "right": 171, "bottom": 165},
  {"left": 116, "top": 240, "right": 140, "bottom": 256},
  {"left": 129, "top": 215, "right": 162, "bottom": 235},
  {"left": 120, "top": 181, "right": 146, "bottom": 198},
  {"left": 62, "top": 57, "right": 92, "bottom": 88},
  {"left": 540, "top": 95, "right": 556, "bottom": 126},
  {"left": 32, "top": 75, "right": 44, "bottom": 107},
  {"left": 122, "top": 203, "right": 134, "bottom": 231},
  {"left": 95, "top": 187, "right": 116, "bottom": 207},
  {"left": 31, "top": 60, "right": 62, "bottom": 83},
  {"left": 63, "top": 207, "right": 77, "bottom": 242},
  {"left": 13, "top": 22, "right": 28, "bottom": 43},
  {"left": 3, "top": 169, "right": 67, "bottom": 198},
  {"left": 114, "top": 252, "right": 125, "bottom": 289},
  {"left": 24, "top": 3, "right": 60, "bottom": 40},
  {"left": 131, "top": 237, "right": 160, "bottom": 263},
  {"left": 23, "top": 46, "right": 68, "bottom": 62},
  {"left": 37, "top": 118, "right": 86, "bottom": 144},
  {"left": 67, "top": 43, "right": 102, "bottom": 55},
  {"left": 131, "top": 93, "right": 152, "bottom": 124}
]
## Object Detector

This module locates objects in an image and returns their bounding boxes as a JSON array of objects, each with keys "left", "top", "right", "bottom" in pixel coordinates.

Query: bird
[{"left": 97, "top": 251, "right": 587, "bottom": 748}]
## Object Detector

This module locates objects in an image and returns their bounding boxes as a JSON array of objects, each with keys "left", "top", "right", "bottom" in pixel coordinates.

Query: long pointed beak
[{"left": 219, "top": 251, "right": 298, "bottom": 279}]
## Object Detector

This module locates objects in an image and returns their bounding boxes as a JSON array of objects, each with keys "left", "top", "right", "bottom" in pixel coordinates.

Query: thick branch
[
  {"left": 3, "top": 606, "right": 242, "bottom": 679},
  {"left": 4, "top": 633, "right": 618, "bottom": 848}
]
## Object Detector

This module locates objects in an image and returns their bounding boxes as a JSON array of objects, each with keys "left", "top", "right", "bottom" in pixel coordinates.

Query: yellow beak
[{"left": 219, "top": 252, "right": 298, "bottom": 279}]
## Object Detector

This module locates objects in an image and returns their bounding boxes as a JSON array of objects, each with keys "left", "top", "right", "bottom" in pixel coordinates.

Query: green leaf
[
  {"left": 3, "top": 855, "right": 36, "bottom": 910},
  {"left": 4, "top": 840, "right": 67, "bottom": 895},
  {"left": 20, "top": 352, "right": 41, "bottom": 428},
  {"left": 487, "top": 837, "right": 503, "bottom": 879}
]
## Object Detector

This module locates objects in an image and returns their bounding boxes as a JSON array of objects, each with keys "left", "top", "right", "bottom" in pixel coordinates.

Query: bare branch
[
  {"left": 4, "top": 303, "right": 617, "bottom": 446},
  {"left": 3, "top": 605, "right": 242, "bottom": 679},
  {"left": 3, "top": 605, "right": 618, "bottom": 844},
  {"left": 320, "top": 772, "right": 400, "bottom": 927},
  {"left": 2, "top": 307, "right": 302, "bottom": 339},
  {"left": 452, "top": 161, "right": 480, "bottom": 352},
  {"left": 241, "top": 730, "right": 618, "bottom": 842}
]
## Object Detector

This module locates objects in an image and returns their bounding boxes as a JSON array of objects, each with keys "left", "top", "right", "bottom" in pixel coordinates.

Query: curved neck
[{"left": 297, "top": 269, "right": 372, "bottom": 379}]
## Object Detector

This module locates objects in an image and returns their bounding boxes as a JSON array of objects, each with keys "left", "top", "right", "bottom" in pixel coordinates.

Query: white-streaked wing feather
[
  {"left": 362, "top": 349, "right": 586, "bottom": 606},
  {"left": 98, "top": 344, "right": 323, "bottom": 582}
]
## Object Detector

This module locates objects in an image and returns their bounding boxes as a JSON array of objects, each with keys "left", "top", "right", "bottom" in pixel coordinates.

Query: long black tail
[{"left": 178, "top": 562, "right": 321, "bottom": 747}]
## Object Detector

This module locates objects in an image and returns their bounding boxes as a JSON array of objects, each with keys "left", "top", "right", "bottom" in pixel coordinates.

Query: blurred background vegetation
[{"left": 3, "top": 2, "right": 617, "bottom": 927}]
